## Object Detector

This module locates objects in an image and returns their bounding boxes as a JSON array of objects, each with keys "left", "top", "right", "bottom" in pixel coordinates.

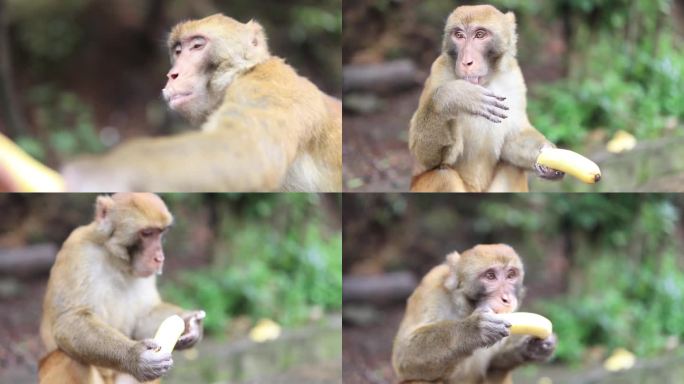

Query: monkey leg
[
  {"left": 39, "top": 349, "right": 106, "bottom": 384},
  {"left": 486, "top": 163, "right": 529, "bottom": 192},
  {"left": 410, "top": 166, "right": 467, "bottom": 192},
  {"left": 39, "top": 350, "right": 161, "bottom": 384}
]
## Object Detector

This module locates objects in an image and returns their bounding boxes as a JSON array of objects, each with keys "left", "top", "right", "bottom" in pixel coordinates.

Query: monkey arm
[
  {"left": 52, "top": 309, "right": 136, "bottom": 371},
  {"left": 62, "top": 127, "right": 298, "bottom": 192},
  {"left": 488, "top": 334, "right": 557, "bottom": 372},
  {"left": 500, "top": 126, "right": 553, "bottom": 170},
  {"left": 393, "top": 319, "right": 482, "bottom": 380},
  {"left": 133, "top": 302, "right": 185, "bottom": 340}
]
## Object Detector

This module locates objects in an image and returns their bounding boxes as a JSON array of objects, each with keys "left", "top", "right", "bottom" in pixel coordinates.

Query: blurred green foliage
[
  {"left": 524, "top": 0, "right": 681, "bottom": 147},
  {"left": 474, "top": 194, "right": 684, "bottom": 363},
  {"left": 163, "top": 194, "right": 342, "bottom": 334}
]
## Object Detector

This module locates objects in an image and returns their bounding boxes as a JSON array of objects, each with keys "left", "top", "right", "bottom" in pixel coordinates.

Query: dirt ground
[
  {"left": 342, "top": 307, "right": 403, "bottom": 383},
  {"left": 343, "top": 91, "right": 419, "bottom": 192}
]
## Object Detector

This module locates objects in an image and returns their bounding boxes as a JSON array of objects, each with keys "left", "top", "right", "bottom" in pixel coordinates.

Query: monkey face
[
  {"left": 452, "top": 244, "right": 525, "bottom": 314},
  {"left": 163, "top": 35, "right": 214, "bottom": 123},
  {"left": 442, "top": 5, "right": 514, "bottom": 85},
  {"left": 130, "top": 227, "right": 168, "bottom": 278},
  {"left": 448, "top": 26, "right": 494, "bottom": 84},
  {"left": 474, "top": 264, "right": 522, "bottom": 314}
]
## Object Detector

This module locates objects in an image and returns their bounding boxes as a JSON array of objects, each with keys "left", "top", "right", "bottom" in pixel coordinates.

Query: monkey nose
[{"left": 167, "top": 72, "right": 179, "bottom": 80}]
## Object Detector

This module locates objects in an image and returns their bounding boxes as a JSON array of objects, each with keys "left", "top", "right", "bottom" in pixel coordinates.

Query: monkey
[
  {"left": 39, "top": 193, "right": 205, "bottom": 384},
  {"left": 408, "top": 5, "right": 564, "bottom": 192},
  {"left": 392, "top": 244, "right": 556, "bottom": 384},
  {"left": 45, "top": 14, "right": 340, "bottom": 192}
]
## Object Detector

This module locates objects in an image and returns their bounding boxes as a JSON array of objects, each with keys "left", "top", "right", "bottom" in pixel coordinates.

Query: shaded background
[
  {"left": 343, "top": 193, "right": 684, "bottom": 383},
  {"left": 0, "top": 193, "right": 342, "bottom": 383},
  {"left": 0, "top": 0, "right": 341, "bottom": 169},
  {"left": 342, "top": 0, "right": 684, "bottom": 192}
]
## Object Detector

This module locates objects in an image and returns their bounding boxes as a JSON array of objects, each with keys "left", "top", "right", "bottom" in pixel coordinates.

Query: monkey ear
[
  {"left": 444, "top": 251, "right": 460, "bottom": 290},
  {"left": 245, "top": 19, "right": 270, "bottom": 61},
  {"left": 246, "top": 20, "right": 265, "bottom": 47},
  {"left": 505, "top": 11, "right": 516, "bottom": 26},
  {"left": 95, "top": 196, "right": 114, "bottom": 221},
  {"left": 95, "top": 196, "right": 115, "bottom": 235}
]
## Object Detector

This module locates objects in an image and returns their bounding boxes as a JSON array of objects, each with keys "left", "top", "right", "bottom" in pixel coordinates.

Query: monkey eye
[
  {"left": 475, "top": 30, "right": 487, "bottom": 39},
  {"left": 141, "top": 229, "right": 156, "bottom": 237},
  {"left": 484, "top": 269, "right": 497, "bottom": 280},
  {"left": 453, "top": 30, "right": 466, "bottom": 39},
  {"left": 191, "top": 42, "right": 205, "bottom": 50},
  {"left": 173, "top": 46, "right": 182, "bottom": 56},
  {"left": 507, "top": 269, "right": 518, "bottom": 279}
]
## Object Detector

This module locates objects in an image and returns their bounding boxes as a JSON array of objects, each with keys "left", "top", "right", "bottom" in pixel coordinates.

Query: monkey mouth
[
  {"left": 463, "top": 76, "right": 481, "bottom": 85},
  {"left": 167, "top": 92, "right": 194, "bottom": 108}
]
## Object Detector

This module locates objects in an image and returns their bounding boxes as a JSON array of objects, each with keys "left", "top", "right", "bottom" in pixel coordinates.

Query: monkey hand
[
  {"left": 521, "top": 333, "right": 557, "bottom": 362},
  {"left": 534, "top": 163, "right": 565, "bottom": 180},
  {"left": 175, "top": 310, "right": 205, "bottom": 350},
  {"left": 470, "top": 307, "right": 511, "bottom": 348},
  {"left": 434, "top": 81, "right": 508, "bottom": 123},
  {"left": 459, "top": 82, "right": 509, "bottom": 123},
  {"left": 126, "top": 339, "right": 173, "bottom": 381}
]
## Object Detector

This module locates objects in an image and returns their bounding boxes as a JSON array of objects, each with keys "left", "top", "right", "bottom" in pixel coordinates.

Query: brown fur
[
  {"left": 392, "top": 244, "right": 554, "bottom": 384},
  {"left": 39, "top": 194, "right": 199, "bottom": 383},
  {"left": 408, "top": 5, "right": 554, "bottom": 192},
  {"left": 63, "top": 14, "right": 341, "bottom": 192}
]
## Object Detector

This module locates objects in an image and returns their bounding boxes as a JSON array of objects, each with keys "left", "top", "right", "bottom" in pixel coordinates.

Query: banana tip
[{"left": 594, "top": 174, "right": 601, "bottom": 183}]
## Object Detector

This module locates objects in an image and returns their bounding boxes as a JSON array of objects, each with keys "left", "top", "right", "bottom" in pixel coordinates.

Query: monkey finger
[
  {"left": 476, "top": 112, "right": 502, "bottom": 123},
  {"left": 484, "top": 91, "right": 506, "bottom": 101},
  {"left": 141, "top": 339, "right": 163, "bottom": 351},
  {"left": 485, "top": 99, "right": 509, "bottom": 110},
  {"left": 486, "top": 108, "right": 508, "bottom": 120}
]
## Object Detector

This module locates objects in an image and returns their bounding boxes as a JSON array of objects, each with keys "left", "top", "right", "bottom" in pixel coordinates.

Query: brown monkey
[
  {"left": 58, "top": 14, "right": 342, "bottom": 192},
  {"left": 39, "top": 193, "right": 204, "bottom": 384},
  {"left": 392, "top": 244, "right": 556, "bottom": 384},
  {"left": 409, "top": 5, "right": 563, "bottom": 192}
]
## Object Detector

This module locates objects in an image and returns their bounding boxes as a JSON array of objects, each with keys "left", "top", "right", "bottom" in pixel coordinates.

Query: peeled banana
[
  {"left": 495, "top": 312, "right": 553, "bottom": 339},
  {"left": 536, "top": 148, "right": 601, "bottom": 184},
  {"left": 0, "top": 133, "right": 65, "bottom": 192},
  {"left": 153, "top": 315, "right": 185, "bottom": 354}
]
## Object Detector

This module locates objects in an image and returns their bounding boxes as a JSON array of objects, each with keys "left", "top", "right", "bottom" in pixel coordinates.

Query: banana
[
  {"left": 495, "top": 312, "right": 553, "bottom": 339},
  {"left": 536, "top": 148, "right": 601, "bottom": 184},
  {"left": 153, "top": 315, "right": 185, "bottom": 354},
  {"left": 0, "top": 133, "right": 65, "bottom": 192}
]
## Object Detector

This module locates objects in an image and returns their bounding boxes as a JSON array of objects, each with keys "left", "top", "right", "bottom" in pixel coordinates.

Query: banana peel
[
  {"left": 536, "top": 148, "right": 601, "bottom": 184},
  {"left": 0, "top": 133, "right": 65, "bottom": 191},
  {"left": 153, "top": 315, "right": 185, "bottom": 354},
  {"left": 495, "top": 312, "right": 553, "bottom": 339}
]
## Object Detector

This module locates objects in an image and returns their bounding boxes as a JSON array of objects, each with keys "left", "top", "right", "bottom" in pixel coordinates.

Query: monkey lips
[
  {"left": 462, "top": 76, "right": 481, "bottom": 85},
  {"left": 164, "top": 90, "right": 194, "bottom": 109}
]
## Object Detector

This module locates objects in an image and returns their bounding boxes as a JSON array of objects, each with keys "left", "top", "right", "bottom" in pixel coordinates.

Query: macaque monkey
[
  {"left": 51, "top": 14, "right": 341, "bottom": 192},
  {"left": 409, "top": 5, "right": 563, "bottom": 192},
  {"left": 392, "top": 244, "right": 556, "bottom": 384},
  {"left": 39, "top": 193, "right": 204, "bottom": 384}
]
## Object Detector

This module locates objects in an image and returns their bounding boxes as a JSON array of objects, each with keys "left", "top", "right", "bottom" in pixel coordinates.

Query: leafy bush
[{"left": 163, "top": 195, "right": 342, "bottom": 334}]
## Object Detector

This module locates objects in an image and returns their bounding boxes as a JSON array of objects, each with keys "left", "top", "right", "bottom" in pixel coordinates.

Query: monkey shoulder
[{"left": 406, "top": 264, "right": 455, "bottom": 321}]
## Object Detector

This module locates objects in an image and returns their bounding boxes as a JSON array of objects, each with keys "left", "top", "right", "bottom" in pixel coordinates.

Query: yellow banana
[
  {"left": 0, "top": 133, "right": 65, "bottom": 192},
  {"left": 496, "top": 312, "right": 553, "bottom": 339},
  {"left": 153, "top": 315, "right": 185, "bottom": 354},
  {"left": 536, "top": 148, "right": 601, "bottom": 184}
]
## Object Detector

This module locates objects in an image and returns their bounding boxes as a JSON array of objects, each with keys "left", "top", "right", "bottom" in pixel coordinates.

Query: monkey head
[
  {"left": 442, "top": 5, "right": 517, "bottom": 85},
  {"left": 163, "top": 14, "right": 271, "bottom": 125},
  {"left": 95, "top": 193, "right": 173, "bottom": 277},
  {"left": 445, "top": 244, "right": 525, "bottom": 314}
]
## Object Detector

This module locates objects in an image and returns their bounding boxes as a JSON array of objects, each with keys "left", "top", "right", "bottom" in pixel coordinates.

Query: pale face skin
[
  {"left": 162, "top": 35, "right": 212, "bottom": 122},
  {"left": 451, "top": 26, "right": 493, "bottom": 85},
  {"left": 131, "top": 227, "right": 168, "bottom": 277},
  {"left": 476, "top": 264, "right": 521, "bottom": 314}
]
